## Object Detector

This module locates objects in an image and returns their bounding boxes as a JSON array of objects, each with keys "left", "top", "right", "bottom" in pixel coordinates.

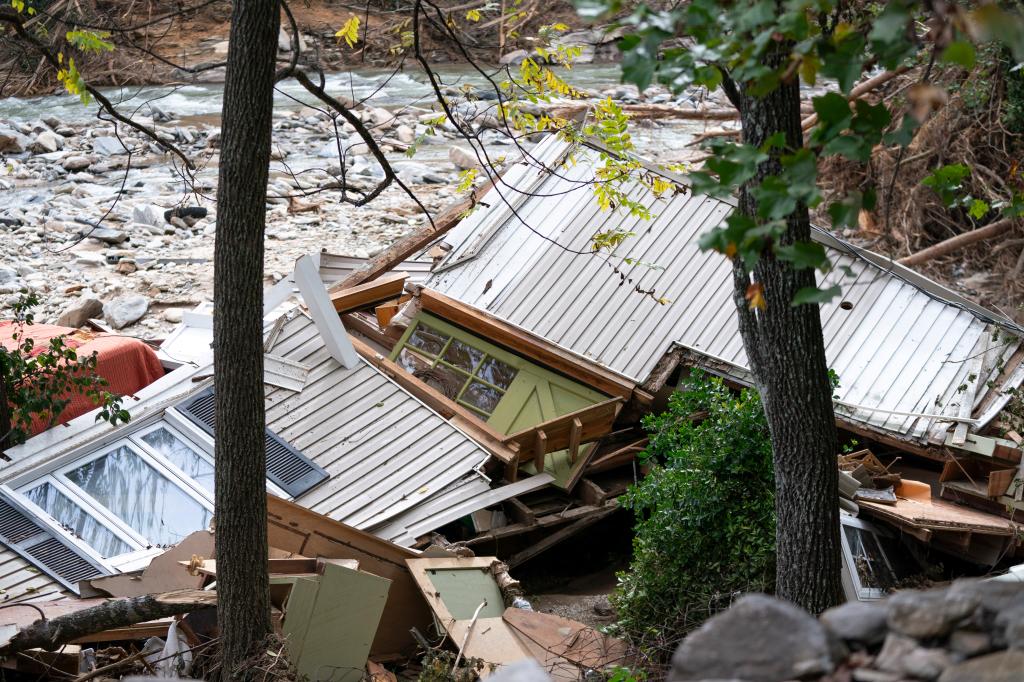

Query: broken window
[
  {"left": 840, "top": 515, "right": 915, "bottom": 600},
  {"left": 395, "top": 320, "right": 518, "bottom": 418}
]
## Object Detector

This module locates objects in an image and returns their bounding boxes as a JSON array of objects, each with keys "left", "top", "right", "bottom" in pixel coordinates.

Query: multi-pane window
[
  {"left": 396, "top": 322, "right": 518, "bottom": 418},
  {"left": 18, "top": 421, "right": 216, "bottom": 558}
]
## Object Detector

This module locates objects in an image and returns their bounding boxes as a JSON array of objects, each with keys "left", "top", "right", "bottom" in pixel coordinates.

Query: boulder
[
  {"left": 937, "top": 650, "right": 1024, "bottom": 682},
  {"left": 887, "top": 589, "right": 978, "bottom": 640},
  {"left": 499, "top": 49, "right": 529, "bottom": 66},
  {"left": 449, "top": 145, "right": 481, "bottom": 171},
  {"left": 0, "top": 266, "right": 19, "bottom": 284},
  {"left": 92, "top": 136, "right": 126, "bottom": 156},
  {"left": 0, "top": 126, "right": 29, "bottom": 153},
  {"left": 103, "top": 294, "right": 150, "bottom": 329},
  {"left": 86, "top": 227, "right": 129, "bottom": 245},
  {"left": 164, "top": 206, "right": 208, "bottom": 223},
  {"left": 31, "top": 130, "right": 64, "bottom": 153},
  {"left": 56, "top": 297, "right": 103, "bottom": 328},
  {"left": 62, "top": 155, "right": 94, "bottom": 171},
  {"left": 132, "top": 204, "right": 165, "bottom": 227},
  {"left": 820, "top": 601, "right": 888, "bottom": 646},
  {"left": 668, "top": 594, "right": 834, "bottom": 682},
  {"left": 395, "top": 124, "right": 416, "bottom": 144}
]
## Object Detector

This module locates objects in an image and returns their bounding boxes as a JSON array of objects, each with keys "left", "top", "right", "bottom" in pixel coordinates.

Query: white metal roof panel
[
  {"left": 425, "top": 137, "right": 1024, "bottom": 444},
  {"left": 265, "top": 311, "right": 491, "bottom": 529}
]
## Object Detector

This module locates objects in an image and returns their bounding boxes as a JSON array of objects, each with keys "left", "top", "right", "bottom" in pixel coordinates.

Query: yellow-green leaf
[
  {"left": 335, "top": 16, "right": 361, "bottom": 48},
  {"left": 466, "top": 8, "right": 481, "bottom": 21}
]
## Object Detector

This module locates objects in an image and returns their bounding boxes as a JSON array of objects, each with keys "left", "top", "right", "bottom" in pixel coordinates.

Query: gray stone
[
  {"left": 593, "top": 597, "right": 613, "bottom": 617},
  {"left": 948, "top": 630, "right": 992, "bottom": 658},
  {"left": 162, "top": 307, "right": 184, "bottom": 324},
  {"left": 993, "top": 602, "right": 1024, "bottom": 649},
  {"left": 887, "top": 589, "right": 978, "bottom": 640},
  {"left": 56, "top": 297, "right": 103, "bottom": 328},
  {"left": 820, "top": 601, "right": 888, "bottom": 646},
  {"left": 449, "top": 145, "right": 481, "bottom": 171},
  {"left": 395, "top": 124, "right": 415, "bottom": 144},
  {"left": 132, "top": 204, "right": 165, "bottom": 227},
  {"left": 365, "top": 106, "right": 395, "bottom": 129},
  {"left": 873, "top": 633, "right": 919, "bottom": 673},
  {"left": 851, "top": 670, "right": 901, "bottom": 682},
  {"left": 499, "top": 49, "right": 529, "bottom": 66},
  {"left": 0, "top": 126, "right": 29, "bottom": 153},
  {"left": 0, "top": 267, "right": 19, "bottom": 284},
  {"left": 28, "top": 130, "right": 63, "bottom": 153},
  {"left": 86, "top": 227, "right": 128, "bottom": 245},
  {"left": 103, "top": 294, "right": 149, "bottom": 329},
  {"left": 937, "top": 650, "right": 1024, "bottom": 682},
  {"left": 668, "top": 594, "right": 834, "bottom": 682},
  {"left": 92, "top": 136, "right": 126, "bottom": 156},
  {"left": 902, "top": 647, "right": 954, "bottom": 681},
  {"left": 62, "top": 155, "right": 94, "bottom": 171}
]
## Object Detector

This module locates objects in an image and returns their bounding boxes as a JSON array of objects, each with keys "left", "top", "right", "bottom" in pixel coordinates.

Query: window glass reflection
[
  {"left": 141, "top": 428, "right": 215, "bottom": 493},
  {"left": 24, "top": 482, "right": 131, "bottom": 558},
  {"left": 65, "top": 445, "right": 212, "bottom": 548}
]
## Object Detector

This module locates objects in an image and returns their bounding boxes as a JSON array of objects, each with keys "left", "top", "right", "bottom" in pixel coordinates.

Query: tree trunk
[
  {"left": 213, "top": 0, "right": 279, "bottom": 676},
  {"left": 0, "top": 590, "right": 217, "bottom": 655},
  {"left": 0, "top": 367, "right": 12, "bottom": 454},
  {"left": 732, "top": 56, "right": 844, "bottom": 614}
]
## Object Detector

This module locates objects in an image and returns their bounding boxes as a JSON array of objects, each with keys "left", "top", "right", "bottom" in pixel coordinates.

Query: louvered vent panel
[
  {"left": 176, "top": 387, "right": 328, "bottom": 497},
  {"left": 25, "top": 537, "right": 102, "bottom": 584},
  {"left": 0, "top": 498, "right": 44, "bottom": 544},
  {"left": 0, "top": 490, "right": 108, "bottom": 593}
]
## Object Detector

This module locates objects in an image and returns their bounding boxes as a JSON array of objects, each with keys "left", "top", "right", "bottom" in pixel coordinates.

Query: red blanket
[{"left": 0, "top": 322, "right": 165, "bottom": 435}]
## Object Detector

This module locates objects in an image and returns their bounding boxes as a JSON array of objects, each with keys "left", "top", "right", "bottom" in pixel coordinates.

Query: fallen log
[
  {"left": 800, "top": 66, "right": 911, "bottom": 131},
  {"left": 0, "top": 590, "right": 216, "bottom": 655},
  {"left": 897, "top": 218, "right": 1020, "bottom": 267}
]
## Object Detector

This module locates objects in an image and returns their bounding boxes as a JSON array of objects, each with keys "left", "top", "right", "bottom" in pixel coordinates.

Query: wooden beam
[
  {"left": 506, "top": 497, "right": 536, "bottom": 526},
  {"left": 533, "top": 429, "right": 547, "bottom": 471},
  {"left": 568, "top": 418, "right": 582, "bottom": 464},
  {"left": 641, "top": 346, "right": 684, "bottom": 393},
  {"left": 505, "top": 506, "right": 617, "bottom": 568},
  {"left": 349, "top": 335, "right": 518, "bottom": 464},
  {"left": 327, "top": 182, "right": 494, "bottom": 294},
  {"left": 330, "top": 272, "right": 408, "bottom": 313},
  {"left": 504, "top": 397, "right": 623, "bottom": 463},
  {"left": 343, "top": 312, "right": 398, "bottom": 352},
  {"left": 418, "top": 288, "right": 636, "bottom": 400}
]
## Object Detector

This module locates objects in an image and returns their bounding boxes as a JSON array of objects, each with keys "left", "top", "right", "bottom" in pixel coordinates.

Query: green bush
[{"left": 611, "top": 371, "right": 776, "bottom": 661}]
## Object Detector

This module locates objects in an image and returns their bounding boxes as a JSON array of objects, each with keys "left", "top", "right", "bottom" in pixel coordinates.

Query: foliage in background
[
  {"left": 0, "top": 293, "right": 128, "bottom": 451},
  {"left": 612, "top": 371, "right": 775, "bottom": 662}
]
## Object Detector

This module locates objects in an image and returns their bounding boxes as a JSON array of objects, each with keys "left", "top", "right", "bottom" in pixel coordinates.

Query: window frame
[{"left": 840, "top": 515, "right": 899, "bottom": 600}]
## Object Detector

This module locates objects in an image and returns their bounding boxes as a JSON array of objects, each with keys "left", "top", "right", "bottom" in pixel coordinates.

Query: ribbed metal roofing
[
  {"left": 426, "top": 136, "right": 1024, "bottom": 444},
  {"left": 264, "top": 310, "right": 491, "bottom": 529}
]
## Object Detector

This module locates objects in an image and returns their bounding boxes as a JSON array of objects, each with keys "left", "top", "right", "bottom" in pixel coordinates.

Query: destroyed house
[{"left": 4, "top": 134, "right": 1024, "bottom": 612}]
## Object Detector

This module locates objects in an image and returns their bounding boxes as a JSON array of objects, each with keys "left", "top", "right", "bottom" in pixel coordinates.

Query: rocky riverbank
[{"left": 0, "top": 71, "right": 724, "bottom": 338}]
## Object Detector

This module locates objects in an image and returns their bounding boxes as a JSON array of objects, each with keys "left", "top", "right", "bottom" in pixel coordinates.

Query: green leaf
[
  {"left": 792, "top": 285, "right": 842, "bottom": 307},
  {"left": 883, "top": 114, "right": 919, "bottom": 147},
  {"left": 775, "top": 241, "right": 830, "bottom": 271},
  {"left": 941, "top": 40, "right": 976, "bottom": 70},
  {"left": 968, "top": 198, "right": 991, "bottom": 220}
]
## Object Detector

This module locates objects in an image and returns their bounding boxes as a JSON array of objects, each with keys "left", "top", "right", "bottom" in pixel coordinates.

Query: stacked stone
[{"left": 669, "top": 581, "right": 1024, "bottom": 682}]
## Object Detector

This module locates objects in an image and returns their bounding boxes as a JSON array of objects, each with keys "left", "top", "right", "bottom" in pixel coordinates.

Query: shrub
[{"left": 611, "top": 371, "right": 776, "bottom": 662}]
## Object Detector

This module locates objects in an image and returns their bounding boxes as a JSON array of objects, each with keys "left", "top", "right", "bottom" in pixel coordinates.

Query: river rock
[
  {"left": 133, "top": 204, "right": 165, "bottom": 227},
  {"left": 821, "top": 601, "right": 889, "bottom": 646},
  {"left": 92, "top": 136, "right": 125, "bottom": 156},
  {"left": 103, "top": 294, "right": 149, "bottom": 329},
  {"left": 0, "top": 266, "right": 19, "bottom": 284},
  {"left": 888, "top": 589, "right": 978, "bottom": 639},
  {"left": 396, "top": 124, "right": 415, "bottom": 144},
  {"left": 56, "top": 297, "right": 103, "bottom": 328},
  {"left": 62, "top": 155, "right": 94, "bottom": 171},
  {"left": 366, "top": 107, "right": 395, "bottom": 129},
  {"left": 87, "top": 227, "right": 129, "bottom": 245},
  {"left": 499, "top": 49, "right": 529, "bottom": 66},
  {"left": 669, "top": 594, "right": 834, "bottom": 682},
  {"left": 164, "top": 206, "right": 208, "bottom": 223},
  {"left": 449, "top": 145, "right": 480, "bottom": 171},
  {"left": 0, "top": 126, "right": 29, "bottom": 153},
  {"left": 937, "top": 650, "right": 1024, "bottom": 682},
  {"left": 29, "top": 130, "right": 64, "bottom": 153}
]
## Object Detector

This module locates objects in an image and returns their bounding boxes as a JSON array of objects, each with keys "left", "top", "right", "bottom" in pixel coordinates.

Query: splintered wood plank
[
  {"left": 534, "top": 430, "right": 547, "bottom": 471},
  {"left": 330, "top": 272, "right": 408, "bottom": 314},
  {"left": 568, "top": 418, "right": 582, "bottom": 464},
  {"left": 502, "top": 608, "right": 631, "bottom": 671},
  {"left": 506, "top": 398, "right": 623, "bottom": 462}
]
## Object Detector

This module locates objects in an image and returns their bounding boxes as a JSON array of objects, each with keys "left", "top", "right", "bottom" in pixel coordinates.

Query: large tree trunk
[
  {"left": 213, "top": 0, "right": 280, "bottom": 675},
  {"left": 732, "top": 56, "right": 844, "bottom": 614}
]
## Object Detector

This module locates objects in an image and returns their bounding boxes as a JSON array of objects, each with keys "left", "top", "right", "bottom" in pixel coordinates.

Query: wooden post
[
  {"left": 568, "top": 417, "right": 582, "bottom": 464},
  {"left": 534, "top": 429, "right": 547, "bottom": 471}
]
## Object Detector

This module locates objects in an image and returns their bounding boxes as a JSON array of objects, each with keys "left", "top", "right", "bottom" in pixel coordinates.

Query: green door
[{"left": 391, "top": 313, "right": 607, "bottom": 486}]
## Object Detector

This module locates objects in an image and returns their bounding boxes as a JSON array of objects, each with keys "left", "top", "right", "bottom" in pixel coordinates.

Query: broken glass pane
[
  {"left": 141, "top": 428, "right": 215, "bottom": 494},
  {"left": 443, "top": 340, "right": 484, "bottom": 373},
  {"left": 462, "top": 381, "right": 502, "bottom": 414},
  {"left": 65, "top": 445, "right": 212, "bottom": 548},
  {"left": 408, "top": 323, "right": 449, "bottom": 357},
  {"left": 25, "top": 482, "right": 132, "bottom": 558},
  {"left": 397, "top": 347, "right": 433, "bottom": 374},
  {"left": 844, "top": 525, "right": 896, "bottom": 592},
  {"left": 477, "top": 356, "right": 517, "bottom": 389}
]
